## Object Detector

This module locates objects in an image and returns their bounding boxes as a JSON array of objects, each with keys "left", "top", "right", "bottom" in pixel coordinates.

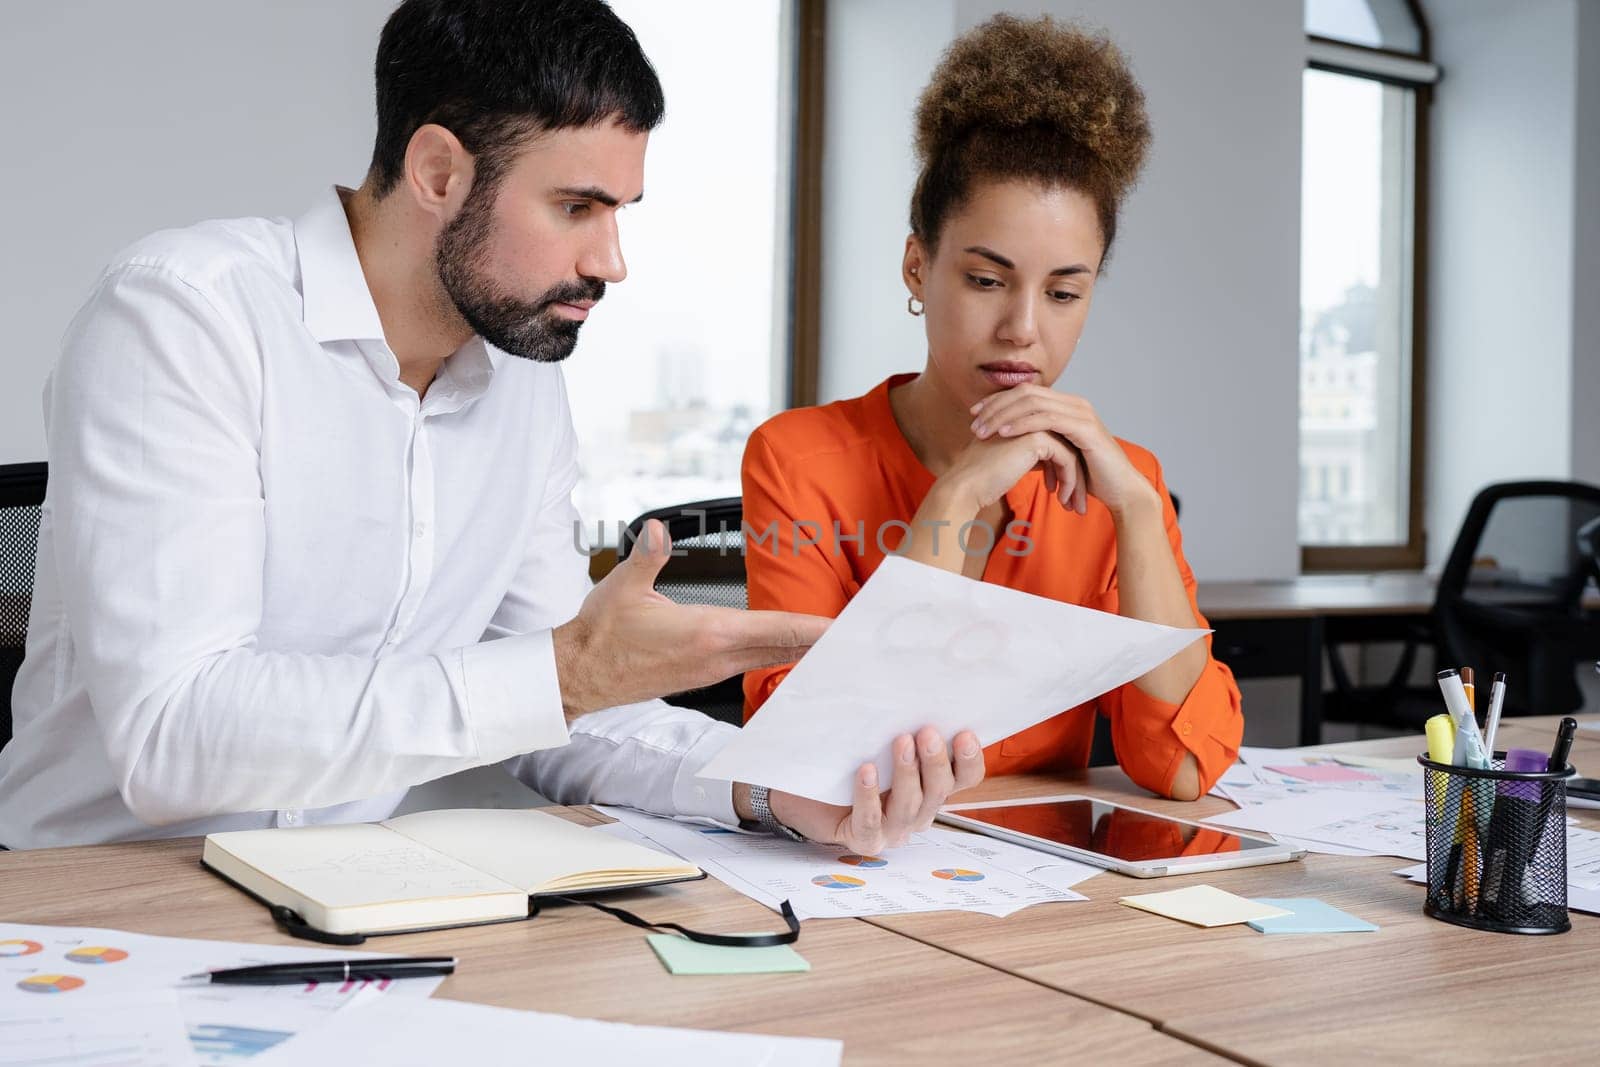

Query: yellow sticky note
[{"left": 1118, "top": 885, "right": 1292, "bottom": 928}]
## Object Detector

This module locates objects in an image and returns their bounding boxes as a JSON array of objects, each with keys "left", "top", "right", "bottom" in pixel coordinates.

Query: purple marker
[{"left": 1480, "top": 749, "right": 1548, "bottom": 916}]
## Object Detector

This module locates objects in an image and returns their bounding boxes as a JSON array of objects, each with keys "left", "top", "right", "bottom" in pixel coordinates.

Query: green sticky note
[{"left": 645, "top": 934, "right": 810, "bottom": 975}]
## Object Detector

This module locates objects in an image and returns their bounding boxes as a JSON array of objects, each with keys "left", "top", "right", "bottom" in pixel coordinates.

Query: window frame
[
  {"left": 588, "top": 0, "right": 822, "bottom": 581},
  {"left": 1299, "top": 1, "right": 1435, "bottom": 573}
]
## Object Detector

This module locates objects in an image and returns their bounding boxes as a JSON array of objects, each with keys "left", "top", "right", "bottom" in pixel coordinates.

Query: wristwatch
[{"left": 743, "top": 784, "right": 808, "bottom": 842}]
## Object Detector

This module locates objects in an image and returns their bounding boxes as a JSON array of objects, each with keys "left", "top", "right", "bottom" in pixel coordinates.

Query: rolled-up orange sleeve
[
  {"left": 740, "top": 428, "right": 854, "bottom": 719},
  {"left": 1096, "top": 461, "right": 1243, "bottom": 798}
]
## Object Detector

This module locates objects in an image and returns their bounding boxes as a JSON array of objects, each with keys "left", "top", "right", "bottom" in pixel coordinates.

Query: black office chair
[
  {"left": 619, "top": 498, "right": 749, "bottom": 723},
  {"left": 1, "top": 463, "right": 47, "bottom": 750},
  {"left": 1437, "top": 481, "right": 1600, "bottom": 717},
  {"left": 1324, "top": 480, "right": 1600, "bottom": 731},
  {"left": 1579, "top": 513, "right": 1600, "bottom": 587}
]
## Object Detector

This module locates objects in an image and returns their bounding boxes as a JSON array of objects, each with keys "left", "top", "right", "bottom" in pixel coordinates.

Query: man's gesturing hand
[{"left": 553, "top": 520, "right": 830, "bottom": 720}]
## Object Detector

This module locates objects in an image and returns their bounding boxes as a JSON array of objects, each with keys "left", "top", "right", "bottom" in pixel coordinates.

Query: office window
[
  {"left": 564, "top": 1, "right": 803, "bottom": 548},
  {"left": 1299, "top": 1, "right": 1435, "bottom": 570}
]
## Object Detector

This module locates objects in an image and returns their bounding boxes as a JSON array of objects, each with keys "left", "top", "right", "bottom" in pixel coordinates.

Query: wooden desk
[
  {"left": 868, "top": 718, "right": 1600, "bottom": 1065},
  {"left": 1197, "top": 573, "right": 1438, "bottom": 621},
  {"left": 0, "top": 813, "right": 1223, "bottom": 1066},
  {"left": 1197, "top": 575, "right": 1438, "bottom": 747}
]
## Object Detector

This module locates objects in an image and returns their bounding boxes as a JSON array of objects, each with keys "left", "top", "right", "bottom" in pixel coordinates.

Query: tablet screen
[{"left": 954, "top": 798, "right": 1275, "bottom": 863}]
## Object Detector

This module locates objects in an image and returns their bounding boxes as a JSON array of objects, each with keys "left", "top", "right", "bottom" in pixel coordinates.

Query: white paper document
[
  {"left": 699, "top": 556, "right": 1207, "bottom": 805},
  {"left": 0, "top": 924, "right": 440, "bottom": 1063},
  {"left": 1560, "top": 825, "right": 1600, "bottom": 891},
  {"left": 596, "top": 808, "right": 1092, "bottom": 920},
  {"left": 1202, "top": 792, "right": 1429, "bottom": 860},
  {"left": 0, "top": 989, "right": 198, "bottom": 1067},
  {"left": 253, "top": 994, "right": 842, "bottom": 1067}
]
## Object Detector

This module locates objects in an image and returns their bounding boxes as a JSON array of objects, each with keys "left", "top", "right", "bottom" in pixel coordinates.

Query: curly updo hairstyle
[{"left": 910, "top": 15, "right": 1151, "bottom": 265}]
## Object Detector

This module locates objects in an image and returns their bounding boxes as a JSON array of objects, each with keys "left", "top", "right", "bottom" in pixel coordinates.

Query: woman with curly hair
[{"left": 741, "top": 15, "right": 1242, "bottom": 804}]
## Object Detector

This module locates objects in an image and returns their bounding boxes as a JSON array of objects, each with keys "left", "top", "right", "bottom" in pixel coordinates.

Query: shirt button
[
  {"left": 413, "top": 522, "right": 428, "bottom": 539},
  {"left": 1180, "top": 722, "right": 1194, "bottom": 736},
  {"left": 693, "top": 786, "right": 706, "bottom": 802},
  {"left": 281, "top": 810, "right": 300, "bottom": 826}
]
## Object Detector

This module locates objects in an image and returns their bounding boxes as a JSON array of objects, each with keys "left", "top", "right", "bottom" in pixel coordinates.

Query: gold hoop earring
[{"left": 907, "top": 295, "right": 924, "bottom": 317}]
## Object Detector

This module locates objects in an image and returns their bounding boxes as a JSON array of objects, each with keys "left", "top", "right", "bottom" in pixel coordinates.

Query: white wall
[
  {"left": 817, "top": 0, "right": 958, "bottom": 405},
  {"left": 1425, "top": 0, "right": 1580, "bottom": 567},
  {"left": 0, "top": 0, "right": 394, "bottom": 465},
  {"left": 820, "top": 0, "right": 1305, "bottom": 581}
]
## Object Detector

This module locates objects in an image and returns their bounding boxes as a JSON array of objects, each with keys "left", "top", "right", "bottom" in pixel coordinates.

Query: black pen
[
  {"left": 1548, "top": 717, "right": 1578, "bottom": 772},
  {"left": 184, "top": 956, "right": 455, "bottom": 986}
]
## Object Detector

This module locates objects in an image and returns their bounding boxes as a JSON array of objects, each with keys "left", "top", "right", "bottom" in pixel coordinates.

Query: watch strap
[{"left": 747, "top": 784, "right": 808, "bottom": 842}]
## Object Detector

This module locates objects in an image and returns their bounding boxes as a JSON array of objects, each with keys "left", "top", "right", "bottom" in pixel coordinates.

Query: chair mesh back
[
  {"left": 1464, "top": 495, "right": 1600, "bottom": 610},
  {"left": 1, "top": 502, "right": 41, "bottom": 651},
  {"left": 654, "top": 579, "right": 748, "bottom": 611}
]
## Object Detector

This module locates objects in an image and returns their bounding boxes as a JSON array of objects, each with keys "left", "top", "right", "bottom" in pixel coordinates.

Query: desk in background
[{"left": 1197, "top": 573, "right": 1439, "bottom": 746}]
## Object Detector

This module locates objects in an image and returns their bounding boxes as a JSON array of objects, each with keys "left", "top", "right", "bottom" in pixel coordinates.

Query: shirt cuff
[
  {"left": 673, "top": 720, "right": 741, "bottom": 827},
  {"left": 457, "top": 631, "right": 571, "bottom": 763}
]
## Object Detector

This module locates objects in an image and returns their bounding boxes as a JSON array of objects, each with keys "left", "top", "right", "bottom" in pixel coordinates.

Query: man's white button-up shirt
[{"left": 0, "top": 189, "right": 739, "bottom": 848}]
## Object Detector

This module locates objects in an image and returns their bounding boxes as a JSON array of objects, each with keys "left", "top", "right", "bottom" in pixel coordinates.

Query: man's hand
[
  {"left": 553, "top": 520, "right": 830, "bottom": 719},
  {"left": 738, "top": 727, "right": 986, "bottom": 853}
]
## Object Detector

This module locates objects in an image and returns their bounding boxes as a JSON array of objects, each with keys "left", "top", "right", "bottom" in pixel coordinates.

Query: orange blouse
[{"left": 741, "top": 374, "right": 1243, "bottom": 798}]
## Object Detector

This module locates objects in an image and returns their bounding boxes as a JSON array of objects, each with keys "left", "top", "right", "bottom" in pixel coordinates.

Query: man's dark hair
[{"left": 368, "top": 0, "right": 665, "bottom": 196}]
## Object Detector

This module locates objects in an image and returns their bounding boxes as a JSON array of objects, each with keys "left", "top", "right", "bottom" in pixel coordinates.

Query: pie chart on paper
[
  {"left": 931, "top": 868, "right": 985, "bottom": 882},
  {"left": 811, "top": 874, "right": 866, "bottom": 890},
  {"left": 838, "top": 855, "right": 887, "bottom": 868},
  {"left": 17, "top": 974, "right": 86, "bottom": 994},
  {"left": 0, "top": 940, "right": 43, "bottom": 957},
  {"left": 65, "top": 946, "right": 129, "bottom": 964}
]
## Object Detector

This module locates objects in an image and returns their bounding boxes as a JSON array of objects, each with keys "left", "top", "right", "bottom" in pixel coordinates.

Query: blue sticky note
[{"left": 1246, "top": 898, "right": 1378, "bottom": 934}]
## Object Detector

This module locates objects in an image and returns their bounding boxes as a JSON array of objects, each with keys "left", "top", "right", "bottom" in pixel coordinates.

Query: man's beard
[{"left": 434, "top": 182, "right": 605, "bottom": 363}]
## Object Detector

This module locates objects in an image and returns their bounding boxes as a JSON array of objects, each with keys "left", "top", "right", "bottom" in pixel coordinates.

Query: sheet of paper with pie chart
[{"left": 700, "top": 555, "right": 1208, "bottom": 806}]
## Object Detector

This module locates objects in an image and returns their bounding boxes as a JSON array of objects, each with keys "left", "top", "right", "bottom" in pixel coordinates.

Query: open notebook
[{"left": 202, "top": 808, "right": 703, "bottom": 936}]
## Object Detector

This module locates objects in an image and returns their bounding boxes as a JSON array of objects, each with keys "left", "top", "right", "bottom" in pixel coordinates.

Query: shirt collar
[
  {"left": 294, "top": 187, "right": 387, "bottom": 345},
  {"left": 293, "top": 186, "right": 506, "bottom": 406}
]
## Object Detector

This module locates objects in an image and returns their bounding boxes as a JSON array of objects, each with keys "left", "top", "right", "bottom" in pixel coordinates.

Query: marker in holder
[{"left": 1417, "top": 752, "right": 1574, "bottom": 935}]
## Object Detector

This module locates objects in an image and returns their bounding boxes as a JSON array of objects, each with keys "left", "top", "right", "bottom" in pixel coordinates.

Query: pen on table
[
  {"left": 1482, "top": 672, "right": 1507, "bottom": 756},
  {"left": 184, "top": 956, "right": 456, "bottom": 986}
]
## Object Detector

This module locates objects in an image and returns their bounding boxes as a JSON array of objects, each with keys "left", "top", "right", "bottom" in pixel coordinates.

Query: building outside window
[
  {"left": 565, "top": 0, "right": 800, "bottom": 549},
  {"left": 1299, "top": 0, "right": 1438, "bottom": 570}
]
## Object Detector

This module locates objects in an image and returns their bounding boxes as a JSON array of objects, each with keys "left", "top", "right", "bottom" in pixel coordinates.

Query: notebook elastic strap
[
  {"left": 544, "top": 895, "right": 801, "bottom": 947},
  {"left": 265, "top": 897, "right": 800, "bottom": 948}
]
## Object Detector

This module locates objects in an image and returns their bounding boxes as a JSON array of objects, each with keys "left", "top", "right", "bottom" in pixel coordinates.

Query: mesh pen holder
[{"left": 1418, "top": 754, "right": 1574, "bottom": 935}]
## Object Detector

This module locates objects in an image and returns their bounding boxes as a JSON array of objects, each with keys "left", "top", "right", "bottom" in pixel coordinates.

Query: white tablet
[{"left": 938, "top": 793, "right": 1304, "bottom": 878}]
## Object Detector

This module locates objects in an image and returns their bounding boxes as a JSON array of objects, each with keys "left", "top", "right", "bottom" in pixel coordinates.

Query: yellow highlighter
[
  {"left": 1425, "top": 714, "right": 1455, "bottom": 764},
  {"left": 1423, "top": 713, "right": 1458, "bottom": 910}
]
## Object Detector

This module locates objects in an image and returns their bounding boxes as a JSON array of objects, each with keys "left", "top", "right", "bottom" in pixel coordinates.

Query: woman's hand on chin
[
  {"left": 969, "top": 384, "right": 1157, "bottom": 517},
  {"left": 939, "top": 427, "right": 1087, "bottom": 514}
]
